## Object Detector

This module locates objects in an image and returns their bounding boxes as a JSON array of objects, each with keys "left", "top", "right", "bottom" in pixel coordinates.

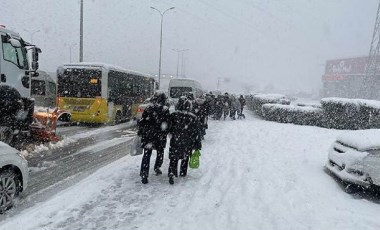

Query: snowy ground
[{"left": 2, "top": 113, "right": 380, "bottom": 230}]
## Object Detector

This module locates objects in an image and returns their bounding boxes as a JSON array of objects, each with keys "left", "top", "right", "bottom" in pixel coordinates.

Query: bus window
[{"left": 58, "top": 69, "right": 101, "bottom": 98}]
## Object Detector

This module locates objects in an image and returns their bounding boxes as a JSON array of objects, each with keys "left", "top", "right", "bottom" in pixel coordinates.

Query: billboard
[{"left": 323, "top": 57, "right": 368, "bottom": 81}]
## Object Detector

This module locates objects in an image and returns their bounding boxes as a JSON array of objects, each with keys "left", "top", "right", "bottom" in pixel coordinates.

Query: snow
[
  {"left": 337, "top": 129, "right": 380, "bottom": 151},
  {"left": 253, "top": 93, "right": 288, "bottom": 101},
  {"left": 321, "top": 97, "right": 380, "bottom": 110},
  {"left": 2, "top": 114, "right": 380, "bottom": 229},
  {"left": 262, "top": 103, "right": 322, "bottom": 112}
]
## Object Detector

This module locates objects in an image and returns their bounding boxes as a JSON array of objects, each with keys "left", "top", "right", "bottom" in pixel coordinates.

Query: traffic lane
[
  {"left": 26, "top": 124, "right": 137, "bottom": 167},
  {"left": 24, "top": 134, "right": 136, "bottom": 196}
]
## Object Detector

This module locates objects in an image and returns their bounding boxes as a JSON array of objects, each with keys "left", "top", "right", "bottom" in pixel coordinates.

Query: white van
[{"left": 168, "top": 78, "right": 203, "bottom": 103}]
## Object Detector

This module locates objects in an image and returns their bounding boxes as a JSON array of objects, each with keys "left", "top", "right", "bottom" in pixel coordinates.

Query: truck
[{"left": 0, "top": 25, "right": 41, "bottom": 145}]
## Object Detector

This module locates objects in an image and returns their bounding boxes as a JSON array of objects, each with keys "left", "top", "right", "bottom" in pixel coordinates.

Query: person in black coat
[
  {"left": 168, "top": 96, "right": 202, "bottom": 184},
  {"left": 194, "top": 97, "right": 209, "bottom": 139},
  {"left": 138, "top": 92, "right": 170, "bottom": 184},
  {"left": 239, "top": 95, "right": 246, "bottom": 115},
  {"left": 214, "top": 95, "right": 224, "bottom": 120}
]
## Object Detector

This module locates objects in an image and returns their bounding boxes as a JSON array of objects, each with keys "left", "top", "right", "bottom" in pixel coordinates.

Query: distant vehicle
[
  {"left": 326, "top": 129, "right": 380, "bottom": 189},
  {"left": 31, "top": 70, "right": 56, "bottom": 108},
  {"left": 0, "top": 141, "right": 28, "bottom": 213},
  {"left": 134, "top": 97, "right": 153, "bottom": 120},
  {"left": 134, "top": 95, "right": 175, "bottom": 121},
  {"left": 168, "top": 78, "right": 203, "bottom": 104},
  {"left": 57, "top": 63, "right": 154, "bottom": 124}
]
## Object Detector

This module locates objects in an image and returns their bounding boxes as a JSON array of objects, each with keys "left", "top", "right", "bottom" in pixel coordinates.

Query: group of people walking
[
  {"left": 206, "top": 92, "right": 246, "bottom": 120},
  {"left": 137, "top": 91, "right": 246, "bottom": 185},
  {"left": 137, "top": 92, "right": 205, "bottom": 185}
]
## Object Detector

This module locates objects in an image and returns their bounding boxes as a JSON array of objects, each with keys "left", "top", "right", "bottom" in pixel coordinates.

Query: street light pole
[
  {"left": 79, "top": 0, "right": 84, "bottom": 62},
  {"left": 24, "top": 29, "right": 40, "bottom": 44},
  {"left": 172, "top": 49, "right": 189, "bottom": 78},
  {"left": 150, "top": 6, "right": 175, "bottom": 89}
]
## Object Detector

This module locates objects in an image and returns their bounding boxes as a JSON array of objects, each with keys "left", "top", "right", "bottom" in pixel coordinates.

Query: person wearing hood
[
  {"left": 138, "top": 91, "right": 171, "bottom": 184},
  {"left": 167, "top": 96, "right": 202, "bottom": 184},
  {"left": 229, "top": 95, "right": 241, "bottom": 120}
]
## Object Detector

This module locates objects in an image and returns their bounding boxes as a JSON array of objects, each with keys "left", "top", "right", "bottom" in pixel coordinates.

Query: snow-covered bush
[
  {"left": 262, "top": 104, "right": 323, "bottom": 126},
  {"left": 248, "top": 94, "right": 291, "bottom": 117},
  {"left": 321, "top": 97, "right": 380, "bottom": 129}
]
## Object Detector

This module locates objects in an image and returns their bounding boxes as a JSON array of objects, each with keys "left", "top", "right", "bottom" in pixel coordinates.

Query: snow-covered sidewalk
[{"left": 2, "top": 113, "right": 380, "bottom": 230}]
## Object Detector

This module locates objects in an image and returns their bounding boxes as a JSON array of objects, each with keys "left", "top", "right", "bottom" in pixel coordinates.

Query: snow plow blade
[{"left": 30, "top": 109, "right": 71, "bottom": 142}]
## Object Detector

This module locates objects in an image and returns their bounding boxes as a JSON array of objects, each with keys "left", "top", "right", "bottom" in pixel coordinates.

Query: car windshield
[
  {"left": 3, "top": 1, "right": 380, "bottom": 229},
  {"left": 170, "top": 87, "right": 192, "bottom": 98}
]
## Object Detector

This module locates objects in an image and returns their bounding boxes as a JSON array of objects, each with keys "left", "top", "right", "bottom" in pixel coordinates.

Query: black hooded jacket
[
  {"left": 169, "top": 99, "right": 202, "bottom": 153},
  {"left": 138, "top": 100, "right": 170, "bottom": 150}
]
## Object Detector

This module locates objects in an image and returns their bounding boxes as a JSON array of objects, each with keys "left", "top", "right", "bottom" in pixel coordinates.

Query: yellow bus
[{"left": 56, "top": 63, "right": 155, "bottom": 124}]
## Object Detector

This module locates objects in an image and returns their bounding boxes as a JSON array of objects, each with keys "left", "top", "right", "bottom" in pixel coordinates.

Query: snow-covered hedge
[
  {"left": 262, "top": 104, "right": 323, "bottom": 126},
  {"left": 321, "top": 97, "right": 380, "bottom": 129},
  {"left": 246, "top": 94, "right": 291, "bottom": 117},
  {"left": 247, "top": 95, "right": 380, "bottom": 130}
]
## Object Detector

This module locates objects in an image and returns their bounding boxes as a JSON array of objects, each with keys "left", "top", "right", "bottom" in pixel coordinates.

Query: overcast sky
[{"left": 1, "top": 0, "right": 378, "bottom": 93}]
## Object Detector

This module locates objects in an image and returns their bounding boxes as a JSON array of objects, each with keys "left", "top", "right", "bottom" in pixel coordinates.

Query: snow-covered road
[{"left": 2, "top": 113, "right": 380, "bottom": 230}]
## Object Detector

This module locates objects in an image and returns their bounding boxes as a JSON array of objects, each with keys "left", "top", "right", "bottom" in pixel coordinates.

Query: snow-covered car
[
  {"left": 0, "top": 141, "right": 29, "bottom": 213},
  {"left": 326, "top": 129, "right": 380, "bottom": 188},
  {"left": 134, "top": 98, "right": 175, "bottom": 121},
  {"left": 134, "top": 98, "right": 153, "bottom": 120}
]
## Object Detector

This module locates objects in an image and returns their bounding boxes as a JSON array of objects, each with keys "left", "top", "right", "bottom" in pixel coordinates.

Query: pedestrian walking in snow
[
  {"left": 194, "top": 96, "right": 210, "bottom": 139},
  {"left": 238, "top": 95, "right": 246, "bottom": 118},
  {"left": 214, "top": 95, "right": 224, "bottom": 120},
  {"left": 138, "top": 91, "right": 171, "bottom": 184},
  {"left": 228, "top": 95, "right": 239, "bottom": 120},
  {"left": 168, "top": 96, "right": 202, "bottom": 184},
  {"left": 223, "top": 92, "right": 231, "bottom": 120}
]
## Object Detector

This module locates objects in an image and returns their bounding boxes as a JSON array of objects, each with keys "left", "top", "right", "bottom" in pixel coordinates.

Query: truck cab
[{"left": 0, "top": 25, "right": 40, "bottom": 144}]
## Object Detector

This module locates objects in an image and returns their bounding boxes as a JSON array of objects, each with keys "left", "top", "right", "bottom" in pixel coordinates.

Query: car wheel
[
  {"left": 0, "top": 126, "right": 13, "bottom": 145},
  {"left": 0, "top": 170, "right": 20, "bottom": 214}
]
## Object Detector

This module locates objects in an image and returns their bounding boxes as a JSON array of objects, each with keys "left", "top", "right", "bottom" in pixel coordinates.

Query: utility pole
[
  {"left": 150, "top": 6, "right": 175, "bottom": 89},
  {"left": 366, "top": 0, "right": 380, "bottom": 99},
  {"left": 79, "top": 0, "right": 84, "bottom": 62},
  {"left": 172, "top": 49, "right": 189, "bottom": 78}
]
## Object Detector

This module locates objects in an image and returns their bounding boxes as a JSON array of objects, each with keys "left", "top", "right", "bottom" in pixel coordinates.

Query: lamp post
[
  {"left": 79, "top": 0, "right": 84, "bottom": 62},
  {"left": 24, "top": 29, "right": 40, "bottom": 44},
  {"left": 172, "top": 49, "right": 189, "bottom": 77},
  {"left": 150, "top": 6, "right": 175, "bottom": 89}
]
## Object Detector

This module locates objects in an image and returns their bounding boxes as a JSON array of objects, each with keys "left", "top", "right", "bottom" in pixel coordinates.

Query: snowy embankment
[{"left": 2, "top": 114, "right": 380, "bottom": 230}]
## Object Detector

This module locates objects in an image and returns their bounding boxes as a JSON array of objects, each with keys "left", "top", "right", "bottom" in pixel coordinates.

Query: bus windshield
[
  {"left": 170, "top": 87, "right": 192, "bottom": 98},
  {"left": 58, "top": 68, "right": 101, "bottom": 98}
]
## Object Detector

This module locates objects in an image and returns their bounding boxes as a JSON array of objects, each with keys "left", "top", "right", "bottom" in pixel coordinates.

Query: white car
[
  {"left": 134, "top": 98, "right": 153, "bottom": 121},
  {"left": 134, "top": 98, "right": 175, "bottom": 121},
  {"left": 0, "top": 141, "right": 29, "bottom": 213},
  {"left": 326, "top": 129, "right": 380, "bottom": 188}
]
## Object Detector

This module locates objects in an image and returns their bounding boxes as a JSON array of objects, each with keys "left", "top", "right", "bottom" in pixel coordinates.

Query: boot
[
  {"left": 169, "top": 175, "right": 174, "bottom": 185},
  {"left": 154, "top": 168, "right": 162, "bottom": 176},
  {"left": 141, "top": 176, "right": 148, "bottom": 184}
]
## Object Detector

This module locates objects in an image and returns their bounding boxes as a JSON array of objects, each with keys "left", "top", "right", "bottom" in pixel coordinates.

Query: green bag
[{"left": 189, "top": 149, "right": 201, "bottom": 169}]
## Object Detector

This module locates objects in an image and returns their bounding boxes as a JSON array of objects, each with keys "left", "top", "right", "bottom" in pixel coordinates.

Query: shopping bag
[
  {"left": 189, "top": 149, "right": 201, "bottom": 169},
  {"left": 130, "top": 136, "right": 143, "bottom": 156}
]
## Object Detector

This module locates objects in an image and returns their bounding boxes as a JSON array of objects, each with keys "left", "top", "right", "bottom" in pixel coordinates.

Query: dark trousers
[
  {"left": 140, "top": 148, "right": 164, "bottom": 178},
  {"left": 168, "top": 148, "right": 192, "bottom": 177}
]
